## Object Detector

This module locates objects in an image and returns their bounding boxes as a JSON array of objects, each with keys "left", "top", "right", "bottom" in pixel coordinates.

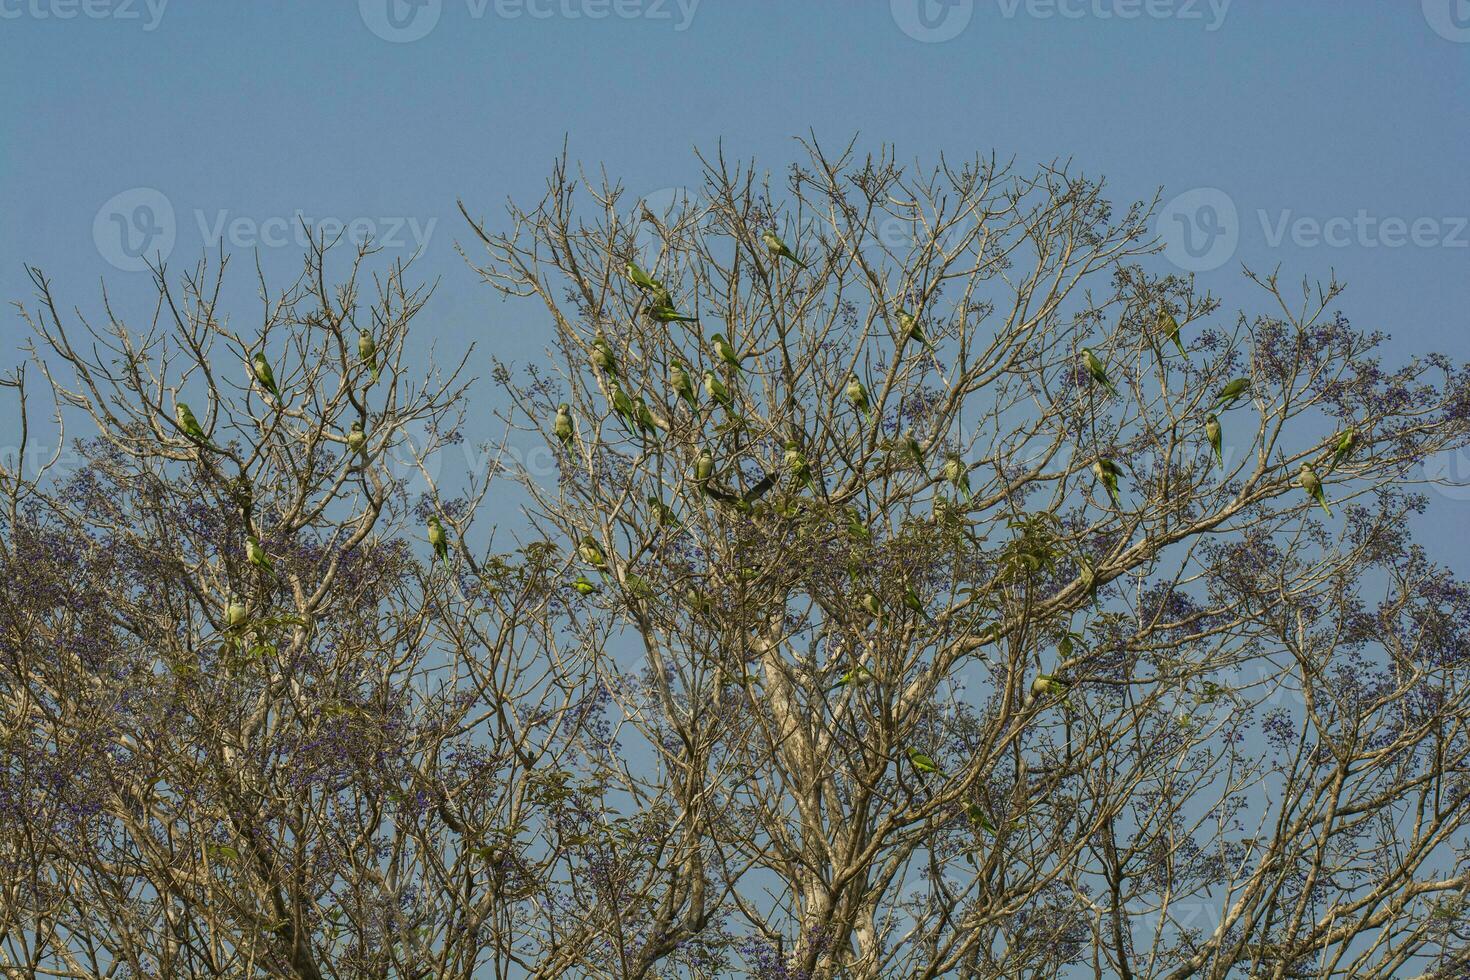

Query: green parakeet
[
  {"left": 554, "top": 403, "right": 574, "bottom": 447},
  {"left": 579, "top": 536, "right": 608, "bottom": 571},
  {"left": 245, "top": 535, "right": 272, "bottom": 572},
  {"left": 897, "top": 308, "right": 930, "bottom": 348},
  {"left": 1157, "top": 308, "right": 1188, "bottom": 358},
  {"left": 591, "top": 333, "right": 618, "bottom": 377},
  {"left": 943, "top": 453, "right": 971, "bottom": 500},
  {"left": 1298, "top": 463, "right": 1332, "bottom": 517},
  {"left": 671, "top": 361, "right": 698, "bottom": 410},
  {"left": 1092, "top": 458, "right": 1124, "bottom": 508},
  {"left": 711, "top": 333, "right": 741, "bottom": 373},
  {"left": 1331, "top": 428, "right": 1359, "bottom": 471},
  {"left": 648, "top": 305, "right": 697, "bottom": 323},
  {"left": 346, "top": 421, "right": 367, "bottom": 458},
  {"left": 761, "top": 229, "right": 807, "bottom": 268},
  {"left": 694, "top": 448, "right": 715, "bottom": 487},
  {"left": 902, "top": 584, "right": 930, "bottom": 622},
  {"left": 633, "top": 396, "right": 661, "bottom": 439},
  {"left": 624, "top": 261, "right": 660, "bottom": 293},
  {"left": 572, "top": 574, "right": 599, "bottom": 596},
  {"left": 902, "top": 429, "right": 926, "bottom": 470},
  {"left": 1205, "top": 415, "right": 1223, "bottom": 469},
  {"left": 827, "top": 665, "right": 875, "bottom": 691},
  {"left": 250, "top": 352, "right": 280, "bottom": 400},
  {"left": 844, "top": 372, "right": 872, "bottom": 421},
  {"left": 427, "top": 514, "right": 449, "bottom": 566},
  {"left": 1214, "top": 378, "right": 1250, "bottom": 411},
  {"left": 358, "top": 329, "right": 378, "bottom": 384},
  {"left": 906, "top": 747, "right": 941, "bottom": 775},
  {"left": 607, "top": 381, "right": 637, "bottom": 431},
  {"left": 784, "top": 441, "right": 813, "bottom": 490},
  {"left": 860, "top": 591, "right": 883, "bottom": 621},
  {"left": 703, "top": 370, "right": 735, "bottom": 412},
  {"left": 845, "top": 507, "right": 872, "bottom": 544},
  {"left": 1080, "top": 347, "right": 1118, "bottom": 397},
  {"left": 647, "top": 495, "right": 679, "bottom": 528},
  {"left": 174, "top": 402, "right": 215, "bottom": 450},
  {"left": 1030, "top": 674, "right": 1067, "bottom": 701},
  {"left": 226, "top": 600, "right": 248, "bottom": 629}
]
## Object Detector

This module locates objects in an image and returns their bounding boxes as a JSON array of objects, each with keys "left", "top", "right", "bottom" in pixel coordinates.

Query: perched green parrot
[
  {"left": 633, "top": 397, "right": 662, "bottom": 440},
  {"left": 906, "top": 747, "right": 942, "bottom": 775},
  {"left": 1080, "top": 347, "right": 1118, "bottom": 397},
  {"left": 591, "top": 333, "right": 618, "bottom": 377},
  {"left": 902, "top": 429, "right": 926, "bottom": 470},
  {"left": 346, "top": 421, "right": 368, "bottom": 458},
  {"left": 1030, "top": 674, "right": 1067, "bottom": 701},
  {"left": 1214, "top": 378, "right": 1250, "bottom": 411},
  {"left": 250, "top": 352, "right": 280, "bottom": 400},
  {"left": 761, "top": 229, "right": 807, "bottom": 268},
  {"left": 694, "top": 448, "right": 716, "bottom": 487},
  {"left": 624, "top": 260, "right": 660, "bottom": 293},
  {"left": 845, "top": 507, "right": 872, "bottom": 544},
  {"left": 902, "top": 585, "right": 930, "bottom": 622},
  {"left": 827, "top": 665, "right": 875, "bottom": 691},
  {"left": 607, "top": 381, "right": 637, "bottom": 431},
  {"left": 943, "top": 454, "right": 972, "bottom": 500},
  {"left": 784, "top": 441, "right": 813, "bottom": 490},
  {"left": 897, "top": 308, "right": 930, "bottom": 348},
  {"left": 1157, "top": 308, "right": 1188, "bottom": 358},
  {"left": 427, "top": 515, "right": 449, "bottom": 566},
  {"left": 711, "top": 333, "right": 741, "bottom": 373},
  {"left": 1205, "top": 415, "right": 1223, "bottom": 469},
  {"left": 572, "top": 574, "right": 599, "bottom": 596},
  {"left": 358, "top": 329, "right": 379, "bottom": 384},
  {"left": 1298, "top": 463, "right": 1332, "bottom": 517},
  {"left": 245, "top": 535, "right": 272, "bottom": 572},
  {"left": 648, "top": 305, "right": 698, "bottom": 323},
  {"left": 703, "top": 370, "right": 735, "bottom": 412},
  {"left": 671, "top": 362, "right": 698, "bottom": 410},
  {"left": 226, "top": 600, "right": 248, "bottom": 629},
  {"left": 1092, "top": 458, "right": 1124, "bottom": 508},
  {"left": 174, "top": 402, "right": 215, "bottom": 450},
  {"left": 860, "top": 591, "right": 883, "bottom": 621},
  {"left": 1331, "top": 428, "right": 1359, "bottom": 470},
  {"left": 647, "top": 495, "right": 679, "bottom": 528},
  {"left": 966, "top": 803, "right": 999, "bottom": 836},
  {"left": 554, "top": 403, "right": 575, "bottom": 447},
  {"left": 844, "top": 372, "right": 872, "bottom": 421},
  {"left": 579, "top": 535, "right": 608, "bottom": 571}
]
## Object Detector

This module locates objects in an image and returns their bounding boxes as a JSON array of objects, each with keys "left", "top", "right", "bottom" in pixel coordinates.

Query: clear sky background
[{"left": 2, "top": 0, "right": 1468, "bottom": 558}]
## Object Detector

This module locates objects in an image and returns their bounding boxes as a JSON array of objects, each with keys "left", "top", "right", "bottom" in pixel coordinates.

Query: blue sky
[{"left": 2, "top": 0, "right": 1468, "bottom": 552}]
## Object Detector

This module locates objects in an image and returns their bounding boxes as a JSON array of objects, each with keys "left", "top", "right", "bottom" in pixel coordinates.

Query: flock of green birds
[{"left": 170, "top": 229, "right": 1360, "bottom": 791}]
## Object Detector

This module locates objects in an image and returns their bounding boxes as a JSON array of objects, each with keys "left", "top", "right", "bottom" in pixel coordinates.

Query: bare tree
[{"left": 3, "top": 140, "right": 1470, "bottom": 979}]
